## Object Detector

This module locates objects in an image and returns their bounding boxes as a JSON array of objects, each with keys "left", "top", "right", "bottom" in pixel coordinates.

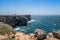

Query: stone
[
  {"left": 34, "top": 29, "right": 47, "bottom": 40},
  {"left": 48, "top": 33, "right": 53, "bottom": 37},
  {"left": 28, "top": 33, "right": 37, "bottom": 40},
  {"left": 15, "top": 32, "right": 37, "bottom": 40},
  {"left": 53, "top": 30, "right": 60, "bottom": 39},
  {"left": 44, "top": 33, "right": 59, "bottom": 40},
  {"left": 0, "top": 15, "right": 31, "bottom": 27}
]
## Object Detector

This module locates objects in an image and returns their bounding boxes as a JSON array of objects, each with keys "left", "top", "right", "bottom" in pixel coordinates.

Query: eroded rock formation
[
  {"left": 0, "top": 15, "right": 31, "bottom": 27},
  {"left": 34, "top": 29, "right": 47, "bottom": 40},
  {"left": 53, "top": 30, "right": 60, "bottom": 39}
]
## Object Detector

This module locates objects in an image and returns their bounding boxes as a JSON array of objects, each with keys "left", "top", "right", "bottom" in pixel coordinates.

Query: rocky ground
[
  {"left": 0, "top": 22, "right": 60, "bottom": 40},
  {"left": 0, "top": 29, "right": 60, "bottom": 40},
  {"left": 14, "top": 29, "right": 60, "bottom": 40}
]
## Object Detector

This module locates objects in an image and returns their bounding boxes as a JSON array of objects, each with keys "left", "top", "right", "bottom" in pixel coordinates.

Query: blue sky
[{"left": 0, "top": 0, "right": 60, "bottom": 15}]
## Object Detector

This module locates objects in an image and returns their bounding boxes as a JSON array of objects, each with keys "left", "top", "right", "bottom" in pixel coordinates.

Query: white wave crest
[
  {"left": 14, "top": 27, "right": 20, "bottom": 30},
  {"left": 14, "top": 27, "right": 26, "bottom": 31},
  {"left": 27, "top": 19, "right": 35, "bottom": 23}
]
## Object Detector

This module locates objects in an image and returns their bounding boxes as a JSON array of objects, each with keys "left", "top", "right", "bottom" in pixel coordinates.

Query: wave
[
  {"left": 27, "top": 19, "right": 35, "bottom": 23},
  {"left": 14, "top": 27, "right": 20, "bottom": 30},
  {"left": 14, "top": 27, "right": 27, "bottom": 31}
]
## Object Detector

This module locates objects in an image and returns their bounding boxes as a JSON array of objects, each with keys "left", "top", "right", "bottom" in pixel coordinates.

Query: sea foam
[
  {"left": 27, "top": 19, "right": 35, "bottom": 23},
  {"left": 14, "top": 27, "right": 20, "bottom": 30}
]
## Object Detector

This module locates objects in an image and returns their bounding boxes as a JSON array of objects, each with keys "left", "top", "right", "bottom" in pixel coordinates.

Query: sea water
[{"left": 14, "top": 15, "right": 60, "bottom": 34}]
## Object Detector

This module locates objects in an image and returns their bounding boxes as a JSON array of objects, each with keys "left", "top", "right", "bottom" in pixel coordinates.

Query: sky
[{"left": 0, "top": 0, "right": 60, "bottom": 15}]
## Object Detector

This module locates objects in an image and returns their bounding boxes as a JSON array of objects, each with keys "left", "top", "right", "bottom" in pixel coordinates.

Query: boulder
[
  {"left": 34, "top": 29, "right": 46, "bottom": 40},
  {"left": 53, "top": 30, "right": 60, "bottom": 39},
  {"left": 48, "top": 33, "right": 53, "bottom": 37}
]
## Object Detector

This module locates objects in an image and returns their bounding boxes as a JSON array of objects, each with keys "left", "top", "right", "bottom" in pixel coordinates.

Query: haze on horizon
[{"left": 0, "top": 0, "right": 60, "bottom": 15}]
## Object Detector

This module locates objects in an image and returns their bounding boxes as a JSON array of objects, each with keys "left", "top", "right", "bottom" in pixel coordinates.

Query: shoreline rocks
[
  {"left": 34, "top": 29, "right": 47, "bottom": 40},
  {"left": 0, "top": 27, "right": 60, "bottom": 40},
  {"left": 14, "top": 30, "right": 60, "bottom": 40},
  {"left": 53, "top": 30, "right": 60, "bottom": 39},
  {"left": 15, "top": 32, "right": 36, "bottom": 40}
]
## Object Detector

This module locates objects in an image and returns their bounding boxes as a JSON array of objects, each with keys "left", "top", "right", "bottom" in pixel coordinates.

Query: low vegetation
[{"left": 0, "top": 22, "right": 15, "bottom": 35}]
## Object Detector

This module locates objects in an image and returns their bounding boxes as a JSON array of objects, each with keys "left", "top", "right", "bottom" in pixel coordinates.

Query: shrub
[{"left": 0, "top": 22, "right": 16, "bottom": 35}]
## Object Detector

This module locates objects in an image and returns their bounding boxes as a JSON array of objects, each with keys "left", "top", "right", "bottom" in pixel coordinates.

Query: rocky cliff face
[{"left": 0, "top": 15, "right": 31, "bottom": 27}]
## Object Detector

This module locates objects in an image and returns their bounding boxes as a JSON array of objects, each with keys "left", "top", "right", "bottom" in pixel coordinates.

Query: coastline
[
  {"left": 0, "top": 22, "right": 60, "bottom": 40},
  {"left": 0, "top": 29, "right": 60, "bottom": 40}
]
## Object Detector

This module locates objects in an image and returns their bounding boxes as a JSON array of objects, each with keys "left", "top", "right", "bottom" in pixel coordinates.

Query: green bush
[{"left": 0, "top": 23, "right": 16, "bottom": 35}]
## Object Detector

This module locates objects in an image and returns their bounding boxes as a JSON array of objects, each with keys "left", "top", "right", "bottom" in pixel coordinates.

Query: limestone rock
[
  {"left": 48, "top": 33, "right": 53, "bottom": 37},
  {"left": 15, "top": 32, "right": 36, "bottom": 40},
  {"left": 34, "top": 29, "right": 47, "bottom": 40},
  {"left": 53, "top": 30, "right": 60, "bottom": 39}
]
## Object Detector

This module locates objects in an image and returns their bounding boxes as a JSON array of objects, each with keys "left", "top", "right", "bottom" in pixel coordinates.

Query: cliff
[{"left": 0, "top": 15, "right": 31, "bottom": 27}]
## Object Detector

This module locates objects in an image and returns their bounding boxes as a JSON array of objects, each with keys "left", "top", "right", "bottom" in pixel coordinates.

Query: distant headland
[{"left": 0, "top": 14, "right": 31, "bottom": 27}]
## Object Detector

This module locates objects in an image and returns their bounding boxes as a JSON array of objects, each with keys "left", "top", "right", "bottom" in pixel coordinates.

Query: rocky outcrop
[
  {"left": 25, "top": 15, "right": 31, "bottom": 21},
  {"left": 34, "top": 29, "right": 47, "bottom": 40},
  {"left": 15, "top": 32, "right": 36, "bottom": 40},
  {"left": 53, "top": 30, "right": 60, "bottom": 39},
  {"left": 11, "top": 29, "right": 47, "bottom": 40},
  {"left": 15, "top": 29, "right": 60, "bottom": 40},
  {"left": 0, "top": 15, "right": 31, "bottom": 27},
  {"left": 0, "top": 27, "right": 60, "bottom": 40},
  {"left": 45, "top": 32, "right": 59, "bottom": 40}
]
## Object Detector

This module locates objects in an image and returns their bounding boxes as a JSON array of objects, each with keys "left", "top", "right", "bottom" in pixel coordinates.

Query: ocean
[{"left": 14, "top": 15, "right": 60, "bottom": 34}]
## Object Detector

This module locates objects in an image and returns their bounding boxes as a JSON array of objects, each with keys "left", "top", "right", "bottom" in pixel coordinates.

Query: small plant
[{"left": 0, "top": 23, "right": 16, "bottom": 35}]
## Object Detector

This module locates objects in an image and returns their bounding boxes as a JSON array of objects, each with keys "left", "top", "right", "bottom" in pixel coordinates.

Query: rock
[
  {"left": 48, "top": 33, "right": 53, "bottom": 37},
  {"left": 15, "top": 32, "right": 24, "bottom": 40},
  {"left": 28, "top": 33, "right": 37, "bottom": 40},
  {"left": 0, "top": 15, "right": 31, "bottom": 27},
  {"left": 15, "top": 32, "right": 37, "bottom": 40},
  {"left": 44, "top": 33, "right": 59, "bottom": 40},
  {"left": 53, "top": 30, "right": 60, "bottom": 39},
  {"left": 34, "top": 29, "right": 47, "bottom": 40},
  {"left": 0, "top": 34, "right": 9, "bottom": 40},
  {"left": 9, "top": 32, "right": 15, "bottom": 38}
]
